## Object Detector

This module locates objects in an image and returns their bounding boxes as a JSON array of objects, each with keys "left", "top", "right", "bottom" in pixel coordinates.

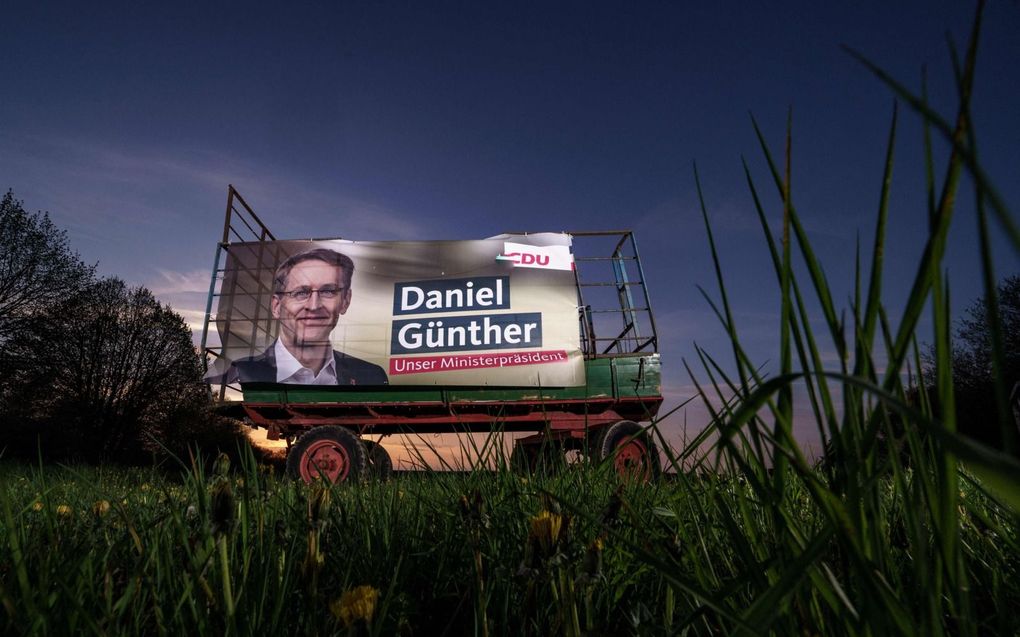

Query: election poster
[{"left": 206, "top": 234, "right": 585, "bottom": 387}]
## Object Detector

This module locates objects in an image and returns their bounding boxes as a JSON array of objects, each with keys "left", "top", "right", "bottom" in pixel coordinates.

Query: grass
[
  {"left": 0, "top": 451, "right": 1016, "bottom": 635},
  {"left": 0, "top": 456, "right": 668, "bottom": 635},
  {"left": 3, "top": 3, "right": 1020, "bottom": 635}
]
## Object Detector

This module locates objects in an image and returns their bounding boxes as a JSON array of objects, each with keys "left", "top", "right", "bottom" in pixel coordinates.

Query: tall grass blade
[
  {"left": 857, "top": 102, "right": 897, "bottom": 372},
  {"left": 843, "top": 6, "right": 1019, "bottom": 250},
  {"left": 694, "top": 163, "right": 751, "bottom": 394},
  {"left": 750, "top": 115, "right": 849, "bottom": 367}
]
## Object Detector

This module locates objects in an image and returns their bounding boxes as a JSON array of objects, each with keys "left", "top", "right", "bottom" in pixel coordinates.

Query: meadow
[
  {"left": 0, "top": 447, "right": 1015, "bottom": 636},
  {"left": 3, "top": 4, "right": 1020, "bottom": 636}
]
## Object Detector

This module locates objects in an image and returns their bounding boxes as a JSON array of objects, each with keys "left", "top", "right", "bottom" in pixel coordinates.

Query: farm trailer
[{"left": 201, "top": 186, "right": 664, "bottom": 482}]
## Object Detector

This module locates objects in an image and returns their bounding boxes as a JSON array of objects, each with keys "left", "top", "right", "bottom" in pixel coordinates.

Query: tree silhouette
[
  {"left": 925, "top": 275, "right": 1020, "bottom": 451},
  {"left": 3, "top": 278, "right": 222, "bottom": 461},
  {"left": 0, "top": 191, "right": 94, "bottom": 346},
  {"left": 1, "top": 191, "right": 244, "bottom": 462}
]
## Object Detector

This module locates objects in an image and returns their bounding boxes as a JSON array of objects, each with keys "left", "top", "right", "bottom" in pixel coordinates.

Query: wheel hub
[
  {"left": 614, "top": 440, "right": 651, "bottom": 480},
  {"left": 301, "top": 439, "right": 350, "bottom": 482}
]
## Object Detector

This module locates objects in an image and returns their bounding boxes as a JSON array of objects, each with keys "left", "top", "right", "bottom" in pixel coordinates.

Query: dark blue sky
[{"left": 3, "top": 1, "right": 1018, "bottom": 456}]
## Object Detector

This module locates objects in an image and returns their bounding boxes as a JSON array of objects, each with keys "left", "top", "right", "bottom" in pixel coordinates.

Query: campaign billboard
[{"left": 206, "top": 234, "right": 584, "bottom": 387}]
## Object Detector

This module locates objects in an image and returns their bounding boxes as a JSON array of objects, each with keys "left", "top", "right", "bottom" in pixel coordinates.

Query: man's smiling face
[{"left": 271, "top": 259, "right": 352, "bottom": 350}]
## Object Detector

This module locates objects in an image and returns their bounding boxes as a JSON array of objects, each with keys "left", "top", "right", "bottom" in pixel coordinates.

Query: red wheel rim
[
  {"left": 300, "top": 439, "right": 350, "bottom": 482},
  {"left": 613, "top": 439, "right": 651, "bottom": 481}
]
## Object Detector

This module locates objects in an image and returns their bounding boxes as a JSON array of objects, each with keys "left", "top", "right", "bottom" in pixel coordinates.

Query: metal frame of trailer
[{"left": 200, "top": 186, "right": 664, "bottom": 481}]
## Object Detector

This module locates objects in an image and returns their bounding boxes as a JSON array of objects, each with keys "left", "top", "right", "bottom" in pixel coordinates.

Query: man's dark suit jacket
[{"left": 226, "top": 344, "right": 389, "bottom": 386}]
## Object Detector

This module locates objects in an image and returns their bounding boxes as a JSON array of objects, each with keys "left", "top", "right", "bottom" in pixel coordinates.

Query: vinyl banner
[{"left": 208, "top": 234, "right": 584, "bottom": 387}]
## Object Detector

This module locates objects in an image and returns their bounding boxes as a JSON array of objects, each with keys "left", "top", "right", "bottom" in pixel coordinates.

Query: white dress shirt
[{"left": 274, "top": 339, "right": 338, "bottom": 385}]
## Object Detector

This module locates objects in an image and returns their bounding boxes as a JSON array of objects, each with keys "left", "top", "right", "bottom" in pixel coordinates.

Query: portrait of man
[{"left": 226, "top": 248, "right": 388, "bottom": 385}]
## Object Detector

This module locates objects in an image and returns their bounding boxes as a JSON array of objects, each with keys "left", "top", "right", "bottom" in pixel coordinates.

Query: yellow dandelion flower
[
  {"left": 529, "top": 509, "right": 563, "bottom": 554},
  {"left": 93, "top": 500, "right": 111, "bottom": 517},
  {"left": 331, "top": 585, "right": 380, "bottom": 627},
  {"left": 31, "top": 501, "right": 43, "bottom": 512},
  {"left": 140, "top": 483, "right": 151, "bottom": 492},
  {"left": 56, "top": 504, "right": 73, "bottom": 519}
]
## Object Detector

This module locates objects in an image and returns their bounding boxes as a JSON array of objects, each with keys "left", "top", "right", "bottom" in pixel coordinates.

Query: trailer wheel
[
  {"left": 509, "top": 440, "right": 565, "bottom": 476},
  {"left": 509, "top": 444, "right": 533, "bottom": 474},
  {"left": 534, "top": 442, "right": 567, "bottom": 475},
  {"left": 363, "top": 440, "right": 393, "bottom": 481},
  {"left": 597, "top": 420, "right": 660, "bottom": 481},
  {"left": 287, "top": 426, "right": 367, "bottom": 483}
]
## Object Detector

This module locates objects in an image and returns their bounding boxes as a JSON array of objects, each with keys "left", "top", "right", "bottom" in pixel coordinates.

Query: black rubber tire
[
  {"left": 286, "top": 426, "right": 367, "bottom": 483},
  {"left": 363, "top": 440, "right": 394, "bottom": 481},
  {"left": 596, "top": 420, "right": 661, "bottom": 481}
]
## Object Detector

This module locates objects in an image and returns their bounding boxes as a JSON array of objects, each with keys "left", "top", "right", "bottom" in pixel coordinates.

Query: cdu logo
[{"left": 496, "top": 242, "right": 573, "bottom": 271}]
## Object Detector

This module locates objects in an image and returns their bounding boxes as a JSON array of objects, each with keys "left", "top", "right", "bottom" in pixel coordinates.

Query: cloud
[
  {"left": 136, "top": 268, "right": 214, "bottom": 343},
  {"left": 148, "top": 269, "right": 211, "bottom": 296},
  {"left": 2, "top": 130, "right": 436, "bottom": 342},
  {"left": 231, "top": 180, "right": 427, "bottom": 242},
  {"left": 0, "top": 130, "right": 431, "bottom": 245}
]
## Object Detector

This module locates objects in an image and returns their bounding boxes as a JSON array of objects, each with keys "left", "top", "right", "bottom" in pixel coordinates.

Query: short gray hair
[{"left": 273, "top": 248, "right": 354, "bottom": 294}]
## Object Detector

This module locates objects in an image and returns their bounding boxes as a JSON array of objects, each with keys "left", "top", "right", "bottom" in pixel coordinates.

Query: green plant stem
[{"left": 218, "top": 535, "right": 235, "bottom": 624}]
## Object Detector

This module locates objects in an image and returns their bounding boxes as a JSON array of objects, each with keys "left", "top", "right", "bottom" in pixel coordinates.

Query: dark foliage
[
  {"left": 0, "top": 190, "right": 94, "bottom": 346},
  {"left": 924, "top": 275, "right": 1020, "bottom": 451},
  {"left": 0, "top": 191, "right": 247, "bottom": 463},
  {"left": 1, "top": 277, "right": 243, "bottom": 462}
]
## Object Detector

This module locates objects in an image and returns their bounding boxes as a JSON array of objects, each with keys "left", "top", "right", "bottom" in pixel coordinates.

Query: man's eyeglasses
[{"left": 277, "top": 286, "right": 346, "bottom": 301}]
